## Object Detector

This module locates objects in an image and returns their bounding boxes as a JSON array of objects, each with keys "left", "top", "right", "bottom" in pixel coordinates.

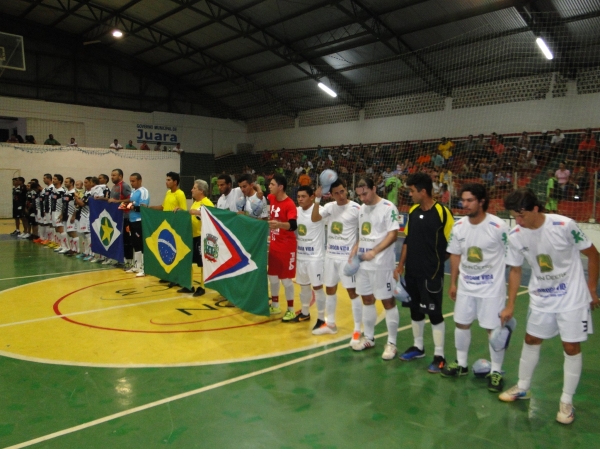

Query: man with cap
[
  {"left": 441, "top": 183, "right": 510, "bottom": 393},
  {"left": 499, "top": 188, "right": 599, "bottom": 425}
]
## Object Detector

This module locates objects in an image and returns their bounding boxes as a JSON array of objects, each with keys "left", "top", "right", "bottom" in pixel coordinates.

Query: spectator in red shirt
[{"left": 578, "top": 130, "right": 597, "bottom": 166}]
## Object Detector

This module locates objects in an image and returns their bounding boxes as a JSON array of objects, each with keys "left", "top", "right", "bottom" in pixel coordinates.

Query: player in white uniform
[
  {"left": 75, "top": 177, "right": 93, "bottom": 260},
  {"left": 62, "top": 177, "right": 79, "bottom": 255},
  {"left": 216, "top": 174, "right": 242, "bottom": 212},
  {"left": 499, "top": 188, "right": 599, "bottom": 425},
  {"left": 237, "top": 174, "right": 268, "bottom": 219},
  {"left": 311, "top": 179, "right": 362, "bottom": 341},
  {"left": 284, "top": 186, "right": 326, "bottom": 325},
  {"left": 50, "top": 175, "right": 68, "bottom": 253},
  {"left": 442, "top": 183, "right": 509, "bottom": 392},
  {"left": 350, "top": 178, "right": 400, "bottom": 360}
]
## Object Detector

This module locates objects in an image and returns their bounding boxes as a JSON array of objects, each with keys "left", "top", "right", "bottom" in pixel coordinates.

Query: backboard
[{"left": 0, "top": 32, "right": 25, "bottom": 72}]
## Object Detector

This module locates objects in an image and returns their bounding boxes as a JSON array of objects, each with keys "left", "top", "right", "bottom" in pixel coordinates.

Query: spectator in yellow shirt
[{"left": 439, "top": 137, "right": 455, "bottom": 161}]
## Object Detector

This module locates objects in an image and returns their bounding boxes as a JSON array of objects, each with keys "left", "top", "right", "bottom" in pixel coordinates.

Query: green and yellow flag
[{"left": 141, "top": 208, "right": 193, "bottom": 289}]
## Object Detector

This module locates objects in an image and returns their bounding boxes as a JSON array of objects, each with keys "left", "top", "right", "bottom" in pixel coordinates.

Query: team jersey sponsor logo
[
  {"left": 330, "top": 221, "right": 343, "bottom": 234},
  {"left": 571, "top": 229, "right": 585, "bottom": 243},
  {"left": 361, "top": 222, "right": 371, "bottom": 235},
  {"left": 467, "top": 246, "right": 483, "bottom": 263},
  {"left": 553, "top": 221, "right": 565, "bottom": 226},
  {"left": 537, "top": 254, "right": 554, "bottom": 273},
  {"left": 297, "top": 224, "right": 307, "bottom": 236}
]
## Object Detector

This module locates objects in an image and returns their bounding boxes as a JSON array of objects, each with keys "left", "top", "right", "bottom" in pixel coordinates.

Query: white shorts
[
  {"left": 296, "top": 259, "right": 324, "bottom": 287},
  {"left": 454, "top": 294, "right": 505, "bottom": 329},
  {"left": 36, "top": 211, "right": 42, "bottom": 223},
  {"left": 66, "top": 221, "right": 77, "bottom": 233},
  {"left": 526, "top": 305, "right": 593, "bottom": 342},
  {"left": 77, "top": 217, "right": 90, "bottom": 233},
  {"left": 42, "top": 212, "right": 50, "bottom": 225},
  {"left": 51, "top": 212, "right": 63, "bottom": 227},
  {"left": 324, "top": 257, "right": 356, "bottom": 289},
  {"left": 355, "top": 268, "right": 394, "bottom": 299}
]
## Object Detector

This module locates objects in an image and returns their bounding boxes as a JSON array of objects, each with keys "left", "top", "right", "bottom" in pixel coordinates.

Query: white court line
[
  {"left": 0, "top": 295, "right": 187, "bottom": 329},
  {"left": 0, "top": 268, "right": 108, "bottom": 282},
  {"left": 4, "top": 312, "right": 453, "bottom": 449}
]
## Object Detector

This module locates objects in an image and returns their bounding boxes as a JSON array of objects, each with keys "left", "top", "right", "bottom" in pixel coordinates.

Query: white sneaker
[
  {"left": 53, "top": 247, "right": 62, "bottom": 252},
  {"left": 382, "top": 343, "right": 397, "bottom": 360},
  {"left": 135, "top": 271, "right": 145, "bottom": 277},
  {"left": 89, "top": 257, "right": 101, "bottom": 263},
  {"left": 312, "top": 323, "right": 338, "bottom": 335},
  {"left": 125, "top": 265, "right": 139, "bottom": 273},
  {"left": 352, "top": 336, "right": 375, "bottom": 351},
  {"left": 498, "top": 384, "right": 531, "bottom": 402},
  {"left": 556, "top": 401, "right": 575, "bottom": 424},
  {"left": 101, "top": 259, "right": 112, "bottom": 265},
  {"left": 18, "top": 233, "right": 30, "bottom": 239},
  {"left": 349, "top": 331, "right": 361, "bottom": 347},
  {"left": 58, "top": 248, "right": 69, "bottom": 254}
]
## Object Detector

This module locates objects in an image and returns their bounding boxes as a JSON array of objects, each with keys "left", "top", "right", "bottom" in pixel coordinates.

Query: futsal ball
[
  {"left": 393, "top": 278, "right": 411, "bottom": 303},
  {"left": 249, "top": 196, "right": 263, "bottom": 216},
  {"left": 343, "top": 254, "right": 363, "bottom": 276},
  {"left": 236, "top": 195, "right": 246, "bottom": 211},
  {"left": 472, "top": 359, "right": 491, "bottom": 378},
  {"left": 158, "top": 229, "right": 177, "bottom": 266},
  {"left": 319, "top": 169, "right": 338, "bottom": 194}
]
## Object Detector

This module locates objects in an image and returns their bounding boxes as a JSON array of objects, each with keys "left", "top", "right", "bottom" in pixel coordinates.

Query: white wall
[
  {"left": 248, "top": 92, "right": 600, "bottom": 150},
  {"left": 0, "top": 96, "right": 247, "bottom": 156},
  {"left": 0, "top": 145, "right": 179, "bottom": 212}
]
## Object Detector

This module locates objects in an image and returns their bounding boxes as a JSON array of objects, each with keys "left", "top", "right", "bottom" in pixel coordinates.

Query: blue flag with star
[{"left": 89, "top": 198, "right": 124, "bottom": 262}]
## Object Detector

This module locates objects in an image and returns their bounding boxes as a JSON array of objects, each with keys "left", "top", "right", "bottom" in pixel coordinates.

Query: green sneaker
[
  {"left": 269, "top": 306, "right": 282, "bottom": 315},
  {"left": 441, "top": 361, "right": 469, "bottom": 378},
  {"left": 487, "top": 371, "right": 504, "bottom": 392},
  {"left": 282, "top": 310, "right": 297, "bottom": 322}
]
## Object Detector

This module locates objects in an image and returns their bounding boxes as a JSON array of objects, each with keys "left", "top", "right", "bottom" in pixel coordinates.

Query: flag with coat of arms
[
  {"left": 141, "top": 208, "right": 193, "bottom": 289},
  {"left": 89, "top": 198, "right": 124, "bottom": 262},
  {"left": 201, "top": 206, "right": 269, "bottom": 316}
]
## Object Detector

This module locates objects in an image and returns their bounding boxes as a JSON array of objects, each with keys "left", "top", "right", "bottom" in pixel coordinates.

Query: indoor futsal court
[{"left": 1, "top": 218, "right": 599, "bottom": 448}]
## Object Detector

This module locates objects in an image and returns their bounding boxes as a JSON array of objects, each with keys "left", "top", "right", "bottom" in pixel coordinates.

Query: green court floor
[{"left": 1, "top": 234, "right": 599, "bottom": 448}]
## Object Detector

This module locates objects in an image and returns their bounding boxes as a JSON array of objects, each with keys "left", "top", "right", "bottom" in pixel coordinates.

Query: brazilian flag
[{"left": 141, "top": 208, "right": 193, "bottom": 289}]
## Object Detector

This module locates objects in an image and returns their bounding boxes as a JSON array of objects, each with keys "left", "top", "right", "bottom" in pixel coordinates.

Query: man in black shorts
[
  {"left": 11, "top": 177, "right": 27, "bottom": 236},
  {"left": 394, "top": 172, "right": 454, "bottom": 373}
]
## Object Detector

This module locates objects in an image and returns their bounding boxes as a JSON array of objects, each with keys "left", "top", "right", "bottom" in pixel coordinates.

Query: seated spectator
[
  {"left": 126, "top": 140, "right": 137, "bottom": 150},
  {"left": 572, "top": 165, "right": 589, "bottom": 199},
  {"left": 6, "top": 134, "right": 19, "bottom": 143},
  {"left": 517, "top": 131, "right": 530, "bottom": 150},
  {"left": 154, "top": 142, "right": 162, "bottom": 151},
  {"left": 432, "top": 152, "right": 445, "bottom": 170},
  {"left": 492, "top": 135, "right": 505, "bottom": 158},
  {"left": 432, "top": 176, "right": 441, "bottom": 198},
  {"left": 550, "top": 128, "right": 565, "bottom": 154},
  {"left": 382, "top": 167, "right": 394, "bottom": 179},
  {"left": 565, "top": 148, "right": 578, "bottom": 167},
  {"left": 489, "top": 132, "right": 498, "bottom": 148},
  {"left": 578, "top": 129, "right": 597, "bottom": 166},
  {"left": 495, "top": 172, "right": 511, "bottom": 193},
  {"left": 67, "top": 137, "right": 78, "bottom": 147},
  {"left": 172, "top": 143, "right": 183, "bottom": 154},
  {"left": 461, "top": 134, "right": 476, "bottom": 156},
  {"left": 438, "top": 137, "right": 454, "bottom": 161},
  {"left": 439, "top": 167, "right": 453, "bottom": 193},
  {"left": 24, "top": 135, "right": 36, "bottom": 144},
  {"left": 44, "top": 134, "right": 60, "bottom": 146},
  {"left": 416, "top": 151, "right": 431, "bottom": 167},
  {"left": 480, "top": 167, "right": 494, "bottom": 188},
  {"left": 110, "top": 139, "right": 123, "bottom": 150},
  {"left": 439, "top": 183, "right": 450, "bottom": 206},
  {"left": 139, "top": 140, "right": 150, "bottom": 151},
  {"left": 555, "top": 162, "right": 570, "bottom": 198}
]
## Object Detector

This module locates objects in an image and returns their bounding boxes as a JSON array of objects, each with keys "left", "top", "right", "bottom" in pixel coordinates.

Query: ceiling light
[
  {"left": 112, "top": 29, "right": 123, "bottom": 38},
  {"left": 318, "top": 82, "right": 337, "bottom": 98},
  {"left": 536, "top": 37, "right": 553, "bottom": 60}
]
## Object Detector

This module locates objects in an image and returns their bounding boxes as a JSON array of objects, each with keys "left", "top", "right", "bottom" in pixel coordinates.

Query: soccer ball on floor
[{"left": 472, "top": 359, "right": 491, "bottom": 378}]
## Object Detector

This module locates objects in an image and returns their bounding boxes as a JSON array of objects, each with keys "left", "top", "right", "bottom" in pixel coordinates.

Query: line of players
[{"left": 263, "top": 171, "right": 599, "bottom": 425}]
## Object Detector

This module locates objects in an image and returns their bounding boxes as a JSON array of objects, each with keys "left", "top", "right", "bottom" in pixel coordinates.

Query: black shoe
[
  {"left": 487, "top": 371, "right": 504, "bottom": 393},
  {"left": 10, "top": 230, "right": 19, "bottom": 236},
  {"left": 159, "top": 280, "right": 170, "bottom": 284},
  {"left": 312, "top": 318, "right": 325, "bottom": 331},
  {"left": 114, "top": 263, "right": 124, "bottom": 268},
  {"left": 427, "top": 356, "right": 446, "bottom": 374},
  {"left": 192, "top": 287, "right": 206, "bottom": 297},
  {"left": 177, "top": 287, "right": 195, "bottom": 293},
  {"left": 168, "top": 282, "right": 177, "bottom": 288},
  {"left": 441, "top": 361, "right": 469, "bottom": 378},
  {"left": 289, "top": 313, "right": 311, "bottom": 323}
]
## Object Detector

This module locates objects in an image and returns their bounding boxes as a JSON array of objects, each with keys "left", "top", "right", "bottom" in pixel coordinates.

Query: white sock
[
  {"left": 268, "top": 275, "right": 280, "bottom": 303},
  {"left": 432, "top": 321, "right": 445, "bottom": 357},
  {"left": 351, "top": 296, "right": 362, "bottom": 332},
  {"left": 561, "top": 352, "right": 582, "bottom": 404},
  {"left": 325, "top": 294, "right": 337, "bottom": 325},
  {"left": 282, "top": 278, "right": 295, "bottom": 312},
  {"left": 47, "top": 228, "right": 54, "bottom": 242},
  {"left": 299, "top": 285, "right": 312, "bottom": 316},
  {"left": 71, "top": 236, "right": 79, "bottom": 252},
  {"left": 363, "top": 304, "right": 377, "bottom": 340},
  {"left": 455, "top": 328, "right": 471, "bottom": 367},
  {"left": 412, "top": 320, "right": 425, "bottom": 351},
  {"left": 314, "top": 288, "right": 326, "bottom": 321},
  {"left": 517, "top": 343, "right": 541, "bottom": 391},
  {"left": 40, "top": 226, "right": 46, "bottom": 239},
  {"left": 489, "top": 343, "right": 505, "bottom": 374},
  {"left": 60, "top": 232, "right": 68, "bottom": 250},
  {"left": 385, "top": 306, "right": 399, "bottom": 345},
  {"left": 85, "top": 234, "right": 92, "bottom": 255}
]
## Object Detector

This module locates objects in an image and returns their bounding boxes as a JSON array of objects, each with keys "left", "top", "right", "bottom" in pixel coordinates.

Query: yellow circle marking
[{"left": 0, "top": 270, "right": 383, "bottom": 367}]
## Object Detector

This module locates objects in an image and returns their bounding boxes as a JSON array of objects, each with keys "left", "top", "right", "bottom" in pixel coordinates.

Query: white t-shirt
[
  {"left": 358, "top": 199, "right": 400, "bottom": 270},
  {"left": 505, "top": 214, "right": 592, "bottom": 313},
  {"left": 217, "top": 187, "right": 242, "bottom": 212},
  {"left": 296, "top": 204, "right": 325, "bottom": 261},
  {"left": 447, "top": 214, "right": 508, "bottom": 298},
  {"left": 320, "top": 200, "right": 360, "bottom": 260}
]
